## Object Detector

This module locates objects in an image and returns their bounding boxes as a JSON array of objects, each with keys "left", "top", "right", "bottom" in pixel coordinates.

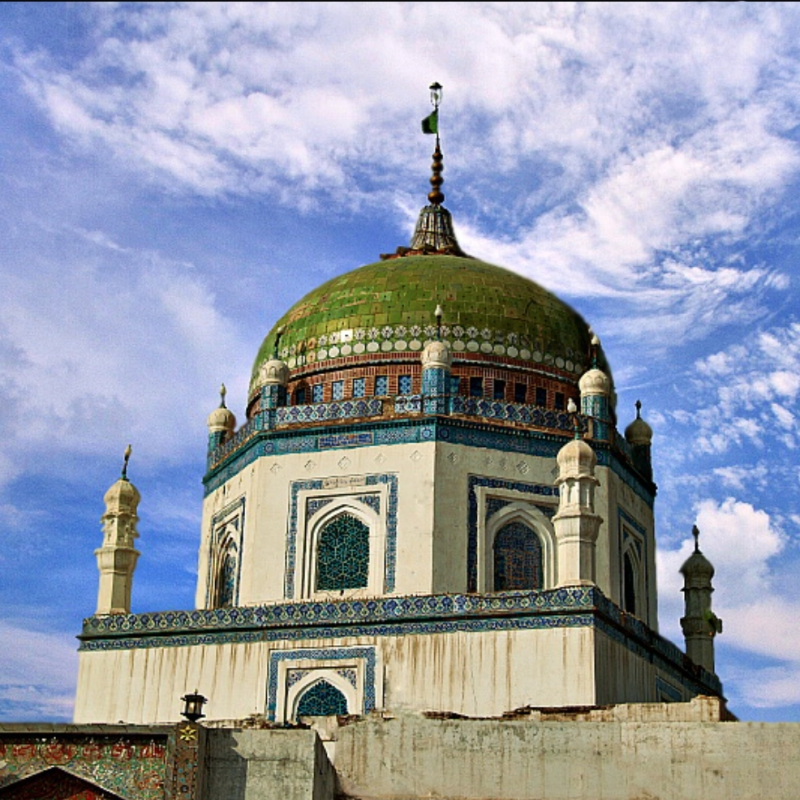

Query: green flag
[{"left": 421, "top": 109, "right": 438, "bottom": 135}]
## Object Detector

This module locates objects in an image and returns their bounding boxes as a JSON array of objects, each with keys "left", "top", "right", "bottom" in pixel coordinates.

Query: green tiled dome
[{"left": 251, "top": 256, "right": 608, "bottom": 392}]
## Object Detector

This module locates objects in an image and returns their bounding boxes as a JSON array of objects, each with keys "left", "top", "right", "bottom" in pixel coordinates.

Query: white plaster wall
[
  {"left": 198, "top": 442, "right": 438, "bottom": 607},
  {"left": 594, "top": 465, "right": 657, "bottom": 629},
  {"left": 430, "top": 442, "right": 560, "bottom": 594},
  {"left": 593, "top": 628, "right": 691, "bottom": 706},
  {"left": 74, "top": 626, "right": 599, "bottom": 724}
]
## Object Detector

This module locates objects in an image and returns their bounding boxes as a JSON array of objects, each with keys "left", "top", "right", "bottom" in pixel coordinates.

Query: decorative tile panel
[
  {"left": 285, "top": 474, "right": 398, "bottom": 597},
  {"left": 267, "top": 646, "right": 377, "bottom": 720},
  {"left": 468, "top": 476, "right": 558, "bottom": 592}
]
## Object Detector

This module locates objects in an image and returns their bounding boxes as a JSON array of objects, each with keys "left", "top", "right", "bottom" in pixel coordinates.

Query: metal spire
[{"left": 121, "top": 444, "right": 132, "bottom": 480}]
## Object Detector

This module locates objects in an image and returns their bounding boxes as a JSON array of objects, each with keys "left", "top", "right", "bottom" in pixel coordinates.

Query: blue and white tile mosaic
[
  {"left": 267, "top": 646, "right": 376, "bottom": 720},
  {"left": 79, "top": 586, "right": 721, "bottom": 698},
  {"left": 285, "top": 474, "right": 398, "bottom": 598}
]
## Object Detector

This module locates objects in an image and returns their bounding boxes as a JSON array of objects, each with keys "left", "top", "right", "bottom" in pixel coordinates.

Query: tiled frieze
[
  {"left": 203, "top": 417, "right": 654, "bottom": 508},
  {"left": 78, "top": 586, "right": 722, "bottom": 699}
]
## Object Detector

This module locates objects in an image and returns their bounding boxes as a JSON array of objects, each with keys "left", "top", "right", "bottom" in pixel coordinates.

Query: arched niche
[{"left": 483, "top": 502, "right": 556, "bottom": 592}]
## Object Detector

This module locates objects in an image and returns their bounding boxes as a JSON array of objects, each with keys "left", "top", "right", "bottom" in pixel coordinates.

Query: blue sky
[{"left": 1, "top": 2, "right": 800, "bottom": 723}]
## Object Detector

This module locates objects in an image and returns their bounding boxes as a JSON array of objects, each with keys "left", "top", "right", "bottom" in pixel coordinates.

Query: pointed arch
[
  {"left": 295, "top": 679, "right": 349, "bottom": 717},
  {"left": 622, "top": 545, "right": 642, "bottom": 617},
  {"left": 493, "top": 520, "right": 543, "bottom": 591},
  {"left": 315, "top": 511, "right": 369, "bottom": 591},
  {"left": 483, "top": 502, "right": 556, "bottom": 592},
  {"left": 296, "top": 496, "right": 385, "bottom": 598},
  {"left": 216, "top": 540, "right": 239, "bottom": 608}
]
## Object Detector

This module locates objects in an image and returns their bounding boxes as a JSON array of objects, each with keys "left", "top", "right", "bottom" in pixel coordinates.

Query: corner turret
[
  {"left": 680, "top": 525, "right": 722, "bottom": 673},
  {"left": 553, "top": 432, "right": 602, "bottom": 586},
  {"left": 94, "top": 446, "right": 141, "bottom": 615}
]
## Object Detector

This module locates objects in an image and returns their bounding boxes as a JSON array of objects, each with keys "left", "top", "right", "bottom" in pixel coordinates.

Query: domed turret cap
[
  {"left": 625, "top": 400, "right": 653, "bottom": 446},
  {"left": 257, "top": 357, "right": 290, "bottom": 387},
  {"left": 579, "top": 368, "right": 610, "bottom": 396},
  {"left": 681, "top": 526, "right": 715, "bottom": 585},
  {"left": 556, "top": 436, "right": 597, "bottom": 476},
  {"left": 104, "top": 445, "right": 141, "bottom": 510},
  {"left": 207, "top": 384, "right": 236, "bottom": 432}
]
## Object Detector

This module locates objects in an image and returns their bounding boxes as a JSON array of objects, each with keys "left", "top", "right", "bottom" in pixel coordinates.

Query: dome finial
[
  {"left": 434, "top": 304, "right": 443, "bottom": 340},
  {"left": 121, "top": 444, "right": 132, "bottom": 481},
  {"left": 692, "top": 524, "right": 701, "bottom": 554},
  {"left": 635, "top": 399, "right": 642, "bottom": 419},
  {"left": 219, "top": 383, "right": 228, "bottom": 409},
  {"left": 422, "top": 83, "right": 444, "bottom": 206}
]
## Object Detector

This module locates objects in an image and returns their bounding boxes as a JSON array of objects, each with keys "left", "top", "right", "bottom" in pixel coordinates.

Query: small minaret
[
  {"left": 579, "top": 333, "right": 611, "bottom": 441},
  {"left": 680, "top": 525, "right": 722, "bottom": 673},
  {"left": 553, "top": 427, "right": 603, "bottom": 586},
  {"left": 624, "top": 400, "right": 653, "bottom": 480},
  {"left": 94, "top": 446, "right": 141, "bottom": 615},
  {"left": 207, "top": 384, "right": 236, "bottom": 457},
  {"left": 422, "top": 304, "right": 452, "bottom": 414},
  {"left": 255, "top": 326, "right": 290, "bottom": 428}
]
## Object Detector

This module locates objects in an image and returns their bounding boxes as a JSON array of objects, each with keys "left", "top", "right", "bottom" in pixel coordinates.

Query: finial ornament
[
  {"left": 219, "top": 383, "right": 227, "bottom": 408},
  {"left": 121, "top": 444, "right": 132, "bottom": 480},
  {"left": 434, "top": 304, "right": 443, "bottom": 339},
  {"left": 692, "top": 524, "right": 701, "bottom": 554},
  {"left": 273, "top": 325, "right": 286, "bottom": 359},
  {"left": 589, "top": 330, "right": 600, "bottom": 369},
  {"left": 635, "top": 399, "right": 642, "bottom": 419}
]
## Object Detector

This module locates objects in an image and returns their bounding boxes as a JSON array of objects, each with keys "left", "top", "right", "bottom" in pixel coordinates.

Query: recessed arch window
[
  {"left": 216, "top": 544, "right": 238, "bottom": 608},
  {"left": 623, "top": 550, "right": 638, "bottom": 615},
  {"left": 316, "top": 512, "right": 370, "bottom": 591},
  {"left": 296, "top": 679, "right": 349, "bottom": 717},
  {"left": 493, "top": 520, "right": 543, "bottom": 591}
]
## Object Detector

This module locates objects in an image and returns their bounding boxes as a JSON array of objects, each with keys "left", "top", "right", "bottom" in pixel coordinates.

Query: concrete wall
[
  {"left": 205, "top": 728, "right": 335, "bottom": 800},
  {"left": 329, "top": 710, "right": 800, "bottom": 800}
]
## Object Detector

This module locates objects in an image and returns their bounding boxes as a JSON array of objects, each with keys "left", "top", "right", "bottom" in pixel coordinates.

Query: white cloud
[
  {"left": 8, "top": 3, "right": 800, "bottom": 352},
  {"left": 675, "top": 322, "right": 800, "bottom": 455},
  {"left": 0, "top": 232, "right": 250, "bottom": 487},
  {"left": 658, "top": 497, "right": 800, "bottom": 709},
  {"left": 0, "top": 621, "right": 76, "bottom": 720}
]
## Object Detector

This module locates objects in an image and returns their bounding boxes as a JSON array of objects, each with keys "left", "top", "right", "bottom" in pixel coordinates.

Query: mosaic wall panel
[
  {"left": 315, "top": 513, "right": 370, "bottom": 591},
  {"left": 0, "top": 735, "right": 169, "bottom": 800},
  {"left": 286, "top": 475, "right": 398, "bottom": 598},
  {"left": 295, "top": 681, "right": 349, "bottom": 717},
  {"left": 267, "top": 646, "right": 377, "bottom": 721},
  {"left": 493, "top": 520, "right": 544, "bottom": 591}
]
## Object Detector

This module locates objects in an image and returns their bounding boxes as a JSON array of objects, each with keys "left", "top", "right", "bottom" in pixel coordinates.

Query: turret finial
[
  {"left": 589, "top": 330, "right": 600, "bottom": 369},
  {"left": 434, "top": 304, "right": 443, "bottom": 340},
  {"left": 635, "top": 399, "right": 642, "bottom": 419},
  {"left": 692, "top": 524, "right": 701, "bottom": 554},
  {"left": 219, "top": 383, "right": 227, "bottom": 409},
  {"left": 273, "top": 325, "right": 286, "bottom": 359},
  {"left": 121, "top": 444, "right": 132, "bottom": 481}
]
